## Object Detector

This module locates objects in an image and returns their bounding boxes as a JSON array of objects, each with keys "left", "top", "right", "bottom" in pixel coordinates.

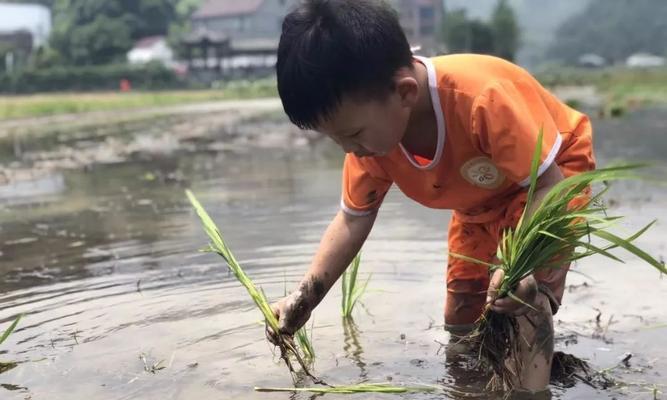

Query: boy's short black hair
[{"left": 277, "top": 0, "right": 413, "bottom": 130}]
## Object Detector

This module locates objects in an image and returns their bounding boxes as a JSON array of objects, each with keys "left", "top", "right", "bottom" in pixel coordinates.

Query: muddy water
[{"left": 1, "top": 108, "right": 667, "bottom": 399}]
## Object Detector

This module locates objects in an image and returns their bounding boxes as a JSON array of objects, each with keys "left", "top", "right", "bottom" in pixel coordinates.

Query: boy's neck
[{"left": 400, "top": 60, "right": 438, "bottom": 160}]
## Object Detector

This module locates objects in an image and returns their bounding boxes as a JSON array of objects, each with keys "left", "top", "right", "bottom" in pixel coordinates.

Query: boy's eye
[{"left": 349, "top": 129, "right": 362, "bottom": 137}]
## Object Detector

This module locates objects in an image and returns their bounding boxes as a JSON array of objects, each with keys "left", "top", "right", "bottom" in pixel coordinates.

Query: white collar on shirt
[{"left": 399, "top": 55, "right": 446, "bottom": 171}]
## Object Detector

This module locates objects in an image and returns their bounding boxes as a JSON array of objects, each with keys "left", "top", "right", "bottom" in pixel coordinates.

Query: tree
[
  {"left": 491, "top": 0, "right": 520, "bottom": 62},
  {"left": 443, "top": 9, "right": 472, "bottom": 53},
  {"left": 6, "top": 0, "right": 55, "bottom": 7},
  {"left": 548, "top": 0, "right": 667, "bottom": 64},
  {"left": 469, "top": 20, "right": 495, "bottom": 55},
  {"left": 168, "top": 0, "right": 204, "bottom": 58},
  {"left": 48, "top": 0, "right": 186, "bottom": 65},
  {"left": 441, "top": 2, "right": 518, "bottom": 60}
]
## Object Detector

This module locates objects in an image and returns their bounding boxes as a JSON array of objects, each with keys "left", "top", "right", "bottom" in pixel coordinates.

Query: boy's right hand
[{"left": 266, "top": 291, "right": 312, "bottom": 345}]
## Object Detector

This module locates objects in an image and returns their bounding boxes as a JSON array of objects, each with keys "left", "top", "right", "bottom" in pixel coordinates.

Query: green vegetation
[
  {"left": 451, "top": 131, "right": 665, "bottom": 390},
  {"left": 537, "top": 66, "right": 667, "bottom": 109},
  {"left": 548, "top": 0, "right": 667, "bottom": 64},
  {"left": 490, "top": 0, "right": 520, "bottom": 62},
  {"left": 0, "top": 315, "right": 21, "bottom": 347},
  {"left": 341, "top": 253, "right": 371, "bottom": 318},
  {"left": 2, "top": 1, "right": 202, "bottom": 70},
  {"left": 0, "top": 79, "right": 277, "bottom": 119},
  {"left": 186, "top": 190, "right": 322, "bottom": 384},
  {"left": 295, "top": 321, "right": 315, "bottom": 362},
  {"left": 0, "top": 315, "right": 22, "bottom": 374},
  {"left": 255, "top": 382, "right": 440, "bottom": 394},
  {"left": 0, "top": 63, "right": 183, "bottom": 94},
  {"left": 46, "top": 0, "right": 199, "bottom": 66},
  {"left": 188, "top": 193, "right": 441, "bottom": 394},
  {"left": 8, "top": 0, "right": 55, "bottom": 5},
  {"left": 442, "top": 0, "right": 520, "bottom": 62}
]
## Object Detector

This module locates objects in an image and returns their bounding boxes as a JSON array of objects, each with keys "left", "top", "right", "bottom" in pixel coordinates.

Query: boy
[{"left": 268, "top": 0, "right": 594, "bottom": 392}]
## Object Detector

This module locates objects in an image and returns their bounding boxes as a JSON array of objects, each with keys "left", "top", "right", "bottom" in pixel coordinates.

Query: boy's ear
[{"left": 395, "top": 74, "right": 419, "bottom": 107}]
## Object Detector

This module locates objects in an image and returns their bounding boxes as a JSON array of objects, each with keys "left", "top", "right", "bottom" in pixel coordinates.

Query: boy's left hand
[{"left": 486, "top": 269, "right": 538, "bottom": 316}]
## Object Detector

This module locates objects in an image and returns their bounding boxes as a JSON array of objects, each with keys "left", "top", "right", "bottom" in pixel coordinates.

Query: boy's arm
[{"left": 268, "top": 209, "right": 377, "bottom": 340}]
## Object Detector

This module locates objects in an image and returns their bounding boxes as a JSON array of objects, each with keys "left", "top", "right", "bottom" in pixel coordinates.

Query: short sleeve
[
  {"left": 471, "top": 79, "right": 563, "bottom": 186},
  {"left": 341, "top": 154, "right": 393, "bottom": 216}
]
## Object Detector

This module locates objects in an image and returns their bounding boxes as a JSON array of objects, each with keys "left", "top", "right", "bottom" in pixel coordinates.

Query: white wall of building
[
  {"left": 0, "top": 3, "right": 51, "bottom": 47},
  {"left": 127, "top": 39, "right": 174, "bottom": 65}
]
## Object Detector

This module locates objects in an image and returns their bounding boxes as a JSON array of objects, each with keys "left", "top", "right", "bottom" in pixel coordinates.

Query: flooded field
[{"left": 1, "top": 105, "right": 667, "bottom": 399}]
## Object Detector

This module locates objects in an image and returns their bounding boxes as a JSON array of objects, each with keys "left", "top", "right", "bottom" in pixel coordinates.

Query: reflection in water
[{"left": 342, "top": 317, "right": 367, "bottom": 379}]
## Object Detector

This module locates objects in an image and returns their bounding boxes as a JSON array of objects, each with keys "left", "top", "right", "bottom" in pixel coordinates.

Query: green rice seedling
[
  {"left": 186, "top": 190, "right": 324, "bottom": 385},
  {"left": 0, "top": 315, "right": 21, "bottom": 347},
  {"left": 341, "top": 253, "right": 371, "bottom": 318},
  {"left": 255, "top": 382, "right": 440, "bottom": 394},
  {"left": 451, "top": 131, "right": 665, "bottom": 390},
  {"left": 0, "top": 315, "right": 22, "bottom": 374},
  {"left": 295, "top": 320, "right": 315, "bottom": 362}
]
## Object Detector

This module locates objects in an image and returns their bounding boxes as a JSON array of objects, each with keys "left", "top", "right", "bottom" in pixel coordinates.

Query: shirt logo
[{"left": 460, "top": 157, "right": 505, "bottom": 189}]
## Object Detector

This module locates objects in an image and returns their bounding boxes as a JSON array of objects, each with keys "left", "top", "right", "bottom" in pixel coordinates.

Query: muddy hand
[
  {"left": 486, "top": 269, "right": 538, "bottom": 316},
  {"left": 266, "top": 291, "right": 312, "bottom": 346}
]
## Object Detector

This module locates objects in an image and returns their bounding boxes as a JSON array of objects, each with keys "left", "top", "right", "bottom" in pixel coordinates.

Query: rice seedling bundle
[
  {"left": 186, "top": 190, "right": 323, "bottom": 384},
  {"left": 188, "top": 191, "right": 444, "bottom": 394},
  {"left": 451, "top": 131, "right": 666, "bottom": 390}
]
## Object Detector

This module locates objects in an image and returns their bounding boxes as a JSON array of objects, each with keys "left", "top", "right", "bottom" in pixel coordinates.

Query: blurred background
[
  {"left": 1, "top": 2, "right": 667, "bottom": 400},
  {"left": 1, "top": 0, "right": 666, "bottom": 118},
  {"left": 0, "top": 0, "right": 665, "bottom": 120}
]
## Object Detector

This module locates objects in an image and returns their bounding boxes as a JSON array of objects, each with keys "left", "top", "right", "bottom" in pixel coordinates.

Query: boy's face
[{"left": 316, "top": 84, "right": 415, "bottom": 158}]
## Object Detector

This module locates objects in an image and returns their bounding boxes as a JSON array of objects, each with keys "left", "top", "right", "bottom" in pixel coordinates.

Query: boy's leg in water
[
  {"left": 513, "top": 267, "right": 568, "bottom": 393},
  {"left": 445, "top": 199, "right": 569, "bottom": 394},
  {"left": 491, "top": 193, "right": 570, "bottom": 393},
  {"left": 514, "top": 291, "right": 554, "bottom": 393},
  {"left": 444, "top": 214, "right": 496, "bottom": 333},
  {"left": 443, "top": 214, "right": 496, "bottom": 388},
  {"left": 444, "top": 290, "right": 556, "bottom": 395}
]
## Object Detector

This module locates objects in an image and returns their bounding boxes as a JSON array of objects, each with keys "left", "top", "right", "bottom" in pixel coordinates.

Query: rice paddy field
[{"left": 1, "top": 106, "right": 667, "bottom": 399}]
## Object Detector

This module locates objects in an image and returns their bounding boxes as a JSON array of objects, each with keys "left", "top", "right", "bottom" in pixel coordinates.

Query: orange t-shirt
[{"left": 341, "top": 54, "right": 595, "bottom": 223}]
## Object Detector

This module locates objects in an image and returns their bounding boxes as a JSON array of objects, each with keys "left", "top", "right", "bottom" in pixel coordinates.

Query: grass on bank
[
  {"left": 0, "top": 79, "right": 277, "bottom": 120},
  {"left": 537, "top": 66, "right": 667, "bottom": 109}
]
